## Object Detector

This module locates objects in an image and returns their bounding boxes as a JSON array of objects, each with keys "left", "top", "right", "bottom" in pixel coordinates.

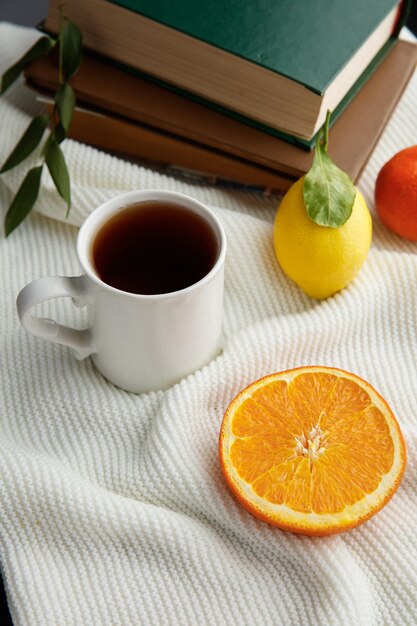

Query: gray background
[{"left": 1, "top": 0, "right": 49, "bottom": 26}]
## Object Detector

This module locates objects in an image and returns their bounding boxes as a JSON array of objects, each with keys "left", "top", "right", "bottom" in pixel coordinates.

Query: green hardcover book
[{"left": 44, "top": 0, "right": 410, "bottom": 147}]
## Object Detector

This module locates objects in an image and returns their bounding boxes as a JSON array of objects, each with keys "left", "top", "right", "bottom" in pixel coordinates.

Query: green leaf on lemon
[{"left": 303, "top": 111, "right": 356, "bottom": 228}]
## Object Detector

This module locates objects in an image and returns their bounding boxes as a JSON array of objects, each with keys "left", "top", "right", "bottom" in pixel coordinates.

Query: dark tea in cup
[{"left": 91, "top": 201, "right": 220, "bottom": 295}]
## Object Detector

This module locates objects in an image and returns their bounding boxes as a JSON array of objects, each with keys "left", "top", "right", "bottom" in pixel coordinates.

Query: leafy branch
[{"left": 0, "top": 10, "right": 83, "bottom": 236}]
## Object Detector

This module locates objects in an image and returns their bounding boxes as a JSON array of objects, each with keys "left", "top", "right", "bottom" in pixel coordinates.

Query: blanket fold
[{"left": 1, "top": 22, "right": 417, "bottom": 626}]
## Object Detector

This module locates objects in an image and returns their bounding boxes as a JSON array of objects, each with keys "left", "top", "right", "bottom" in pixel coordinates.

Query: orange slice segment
[{"left": 219, "top": 366, "right": 406, "bottom": 535}]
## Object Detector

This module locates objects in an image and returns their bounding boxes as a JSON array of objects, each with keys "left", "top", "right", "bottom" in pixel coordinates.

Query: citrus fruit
[
  {"left": 219, "top": 366, "right": 406, "bottom": 535},
  {"left": 375, "top": 146, "right": 417, "bottom": 241},
  {"left": 273, "top": 177, "right": 372, "bottom": 299}
]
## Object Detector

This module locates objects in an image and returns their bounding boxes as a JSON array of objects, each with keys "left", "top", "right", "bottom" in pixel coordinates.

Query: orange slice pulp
[{"left": 219, "top": 366, "right": 406, "bottom": 535}]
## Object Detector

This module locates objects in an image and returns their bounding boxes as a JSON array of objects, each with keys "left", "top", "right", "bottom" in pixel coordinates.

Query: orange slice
[{"left": 219, "top": 366, "right": 406, "bottom": 535}]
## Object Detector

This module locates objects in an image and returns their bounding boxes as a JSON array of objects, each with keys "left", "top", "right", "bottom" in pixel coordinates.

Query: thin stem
[
  {"left": 322, "top": 110, "right": 331, "bottom": 153},
  {"left": 58, "top": 6, "right": 65, "bottom": 85}
]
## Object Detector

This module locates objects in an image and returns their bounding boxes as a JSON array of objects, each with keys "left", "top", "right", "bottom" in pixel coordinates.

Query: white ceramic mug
[{"left": 17, "top": 190, "right": 227, "bottom": 393}]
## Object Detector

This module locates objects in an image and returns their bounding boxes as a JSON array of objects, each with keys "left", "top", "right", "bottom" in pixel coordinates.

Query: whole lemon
[{"left": 273, "top": 177, "right": 372, "bottom": 299}]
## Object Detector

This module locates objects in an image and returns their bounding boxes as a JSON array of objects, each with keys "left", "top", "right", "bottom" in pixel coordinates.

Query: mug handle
[{"left": 16, "top": 275, "right": 96, "bottom": 360}]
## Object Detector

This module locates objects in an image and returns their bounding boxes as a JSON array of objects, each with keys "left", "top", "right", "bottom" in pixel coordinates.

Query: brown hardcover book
[
  {"left": 25, "top": 40, "right": 417, "bottom": 189},
  {"left": 34, "top": 95, "right": 296, "bottom": 190}
]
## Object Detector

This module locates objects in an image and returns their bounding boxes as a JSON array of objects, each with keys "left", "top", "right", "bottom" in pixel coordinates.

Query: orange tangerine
[
  {"left": 375, "top": 146, "right": 417, "bottom": 241},
  {"left": 219, "top": 366, "right": 406, "bottom": 535}
]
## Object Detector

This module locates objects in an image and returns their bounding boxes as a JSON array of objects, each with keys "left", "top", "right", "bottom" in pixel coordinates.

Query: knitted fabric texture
[{"left": 1, "top": 23, "right": 417, "bottom": 626}]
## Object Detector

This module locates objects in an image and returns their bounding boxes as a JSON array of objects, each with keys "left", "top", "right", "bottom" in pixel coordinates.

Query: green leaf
[
  {"left": 55, "top": 83, "right": 75, "bottom": 132},
  {"left": 0, "top": 36, "right": 56, "bottom": 94},
  {"left": 4, "top": 166, "right": 43, "bottom": 236},
  {"left": 60, "top": 19, "right": 83, "bottom": 80},
  {"left": 303, "top": 112, "right": 356, "bottom": 228},
  {"left": 0, "top": 115, "right": 49, "bottom": 174},
  {"left": 45, "top": 137, "right": 71, "bottom": 212}
]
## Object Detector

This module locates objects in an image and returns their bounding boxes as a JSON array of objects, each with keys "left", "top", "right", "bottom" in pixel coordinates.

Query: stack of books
[{"left": 25, "top": 0, "right": 417, "bottom": 190}]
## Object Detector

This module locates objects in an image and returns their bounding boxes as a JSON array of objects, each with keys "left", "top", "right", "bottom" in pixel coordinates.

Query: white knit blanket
[{"left": 1, "top": 23, "right": 417, "bottom": 626}]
